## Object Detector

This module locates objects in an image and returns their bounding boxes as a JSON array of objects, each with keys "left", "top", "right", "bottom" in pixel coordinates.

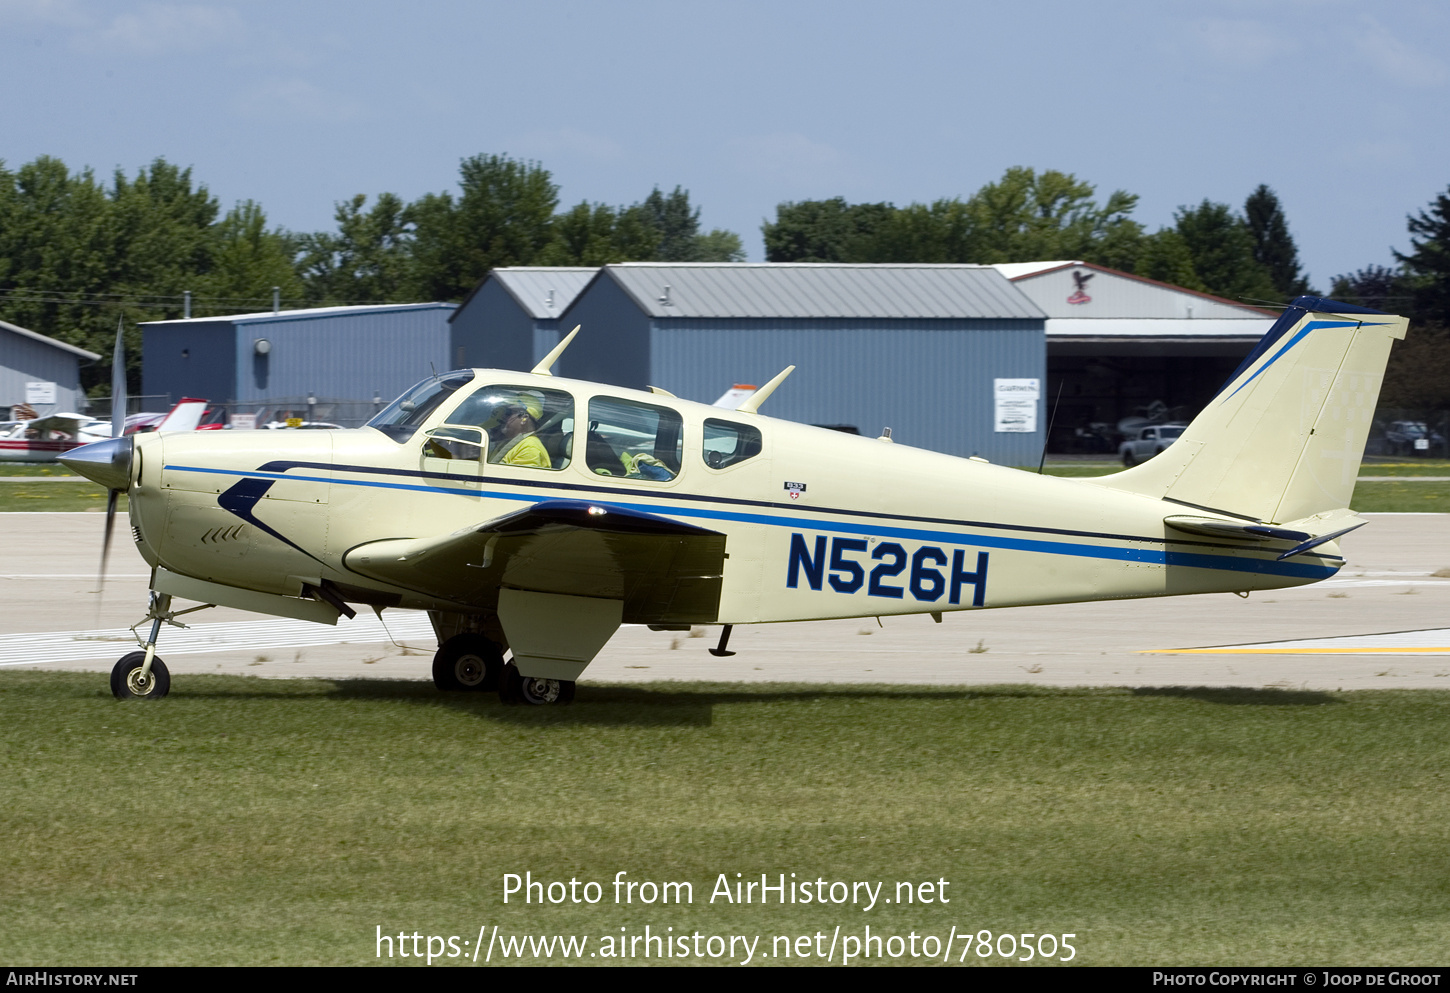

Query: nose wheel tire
[
  {"left": 432, "top": 634, "right": 504, "bottom": 692},
  {"left": 111, "top": 651, "right": 170, "bottom": 700},
  {"left": 498, "top": 663, "right": 575, "bottom": 706}
]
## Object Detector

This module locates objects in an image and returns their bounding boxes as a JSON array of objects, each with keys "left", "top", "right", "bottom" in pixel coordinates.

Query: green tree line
[
  {"left": 0, "top": 153, "right": 743, "bottom": 391},
  {"left": 762, "top": 170, "right": 1310, "bottom": 305}
]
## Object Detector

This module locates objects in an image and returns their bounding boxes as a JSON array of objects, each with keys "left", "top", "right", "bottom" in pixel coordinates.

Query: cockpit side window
[
  {"left": 438, "top": 385, "right": 575, "bottom": 470},
  {"left": 585, "top": 397, "right": 683, "bottom": 481},
  {"left": 702, "top": 419, "right": 763, "bottom": 470}
]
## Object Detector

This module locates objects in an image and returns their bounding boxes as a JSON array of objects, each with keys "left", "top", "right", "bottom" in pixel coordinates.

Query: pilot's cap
[
  {"left": 516, "top": 391, "right": 544, "bottom": 421},
  {"left": 481, "top": 389, "right": 545, "bottom": 428}
]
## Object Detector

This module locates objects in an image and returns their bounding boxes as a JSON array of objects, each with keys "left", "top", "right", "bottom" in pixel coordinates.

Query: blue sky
[{"left": 3, "top": 0, "right": 1447, "bottom": 290}]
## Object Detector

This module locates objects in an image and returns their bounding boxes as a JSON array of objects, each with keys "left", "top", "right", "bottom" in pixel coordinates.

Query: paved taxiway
[{"left": 3, "top": 512, "right": 1449, "bottom": 690}]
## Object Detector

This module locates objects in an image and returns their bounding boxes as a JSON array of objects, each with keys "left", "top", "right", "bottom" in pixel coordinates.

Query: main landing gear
[
  {"left": 110, "top": 592, "right": 214, "bottom": 700},
  {"left": 431, "top": 634, "right": 504, "bottom": 692},
  {"left": 430, "top": 633, "right": 574, "bottom": 705}
]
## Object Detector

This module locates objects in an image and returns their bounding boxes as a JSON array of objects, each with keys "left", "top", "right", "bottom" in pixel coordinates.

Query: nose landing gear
[{"left": 110, "top": 592, "right": 215, "bottom": 700}]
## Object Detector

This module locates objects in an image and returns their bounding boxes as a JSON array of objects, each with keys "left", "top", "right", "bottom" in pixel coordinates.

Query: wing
[{"left": 342, "top": 500, "right": 727, "bottom": 624}]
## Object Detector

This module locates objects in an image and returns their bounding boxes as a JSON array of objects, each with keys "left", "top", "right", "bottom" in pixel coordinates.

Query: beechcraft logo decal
[{"left": 784, "top": 481, "right": 806, "bottom": 501}]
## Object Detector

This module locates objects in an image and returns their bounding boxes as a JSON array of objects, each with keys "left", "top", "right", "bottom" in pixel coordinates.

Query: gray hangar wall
[
  {"left": 144, "top": 305, "right": 455, "bottom": 406},
  {"left": 647, "top": 319, "right": 1046, "bottom": 464}
]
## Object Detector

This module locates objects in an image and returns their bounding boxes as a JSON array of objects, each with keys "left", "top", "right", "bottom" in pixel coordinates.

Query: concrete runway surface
[{"left": 3, "top": 512, "right": 1449, "bottom": 690}]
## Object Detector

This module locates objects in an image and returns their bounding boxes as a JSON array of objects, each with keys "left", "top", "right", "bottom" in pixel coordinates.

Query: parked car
[
  {"left": 1383, "top": 420, "right": 1444, "bottom": 457},
  {"left": 1119, "top": 423, "right": 1188, "bottom": 467}
]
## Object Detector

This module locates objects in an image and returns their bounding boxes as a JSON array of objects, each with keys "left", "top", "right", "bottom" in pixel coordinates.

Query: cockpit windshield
[{"left": 366, "top": 371, "right": 476, "bottom": 442}]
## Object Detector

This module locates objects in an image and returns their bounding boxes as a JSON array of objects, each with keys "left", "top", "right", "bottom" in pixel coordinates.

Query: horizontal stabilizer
[
  {"left": 344, "top": 500, "right": 727, "bottom": 624},
  {"left": 1163, "top": 516, "right": 1309, "bottom": 542}
]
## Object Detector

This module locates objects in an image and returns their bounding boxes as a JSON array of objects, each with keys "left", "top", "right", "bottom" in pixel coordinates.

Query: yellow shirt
[{"left": 496, "top": 435, "right": 551, "bottom": 469}]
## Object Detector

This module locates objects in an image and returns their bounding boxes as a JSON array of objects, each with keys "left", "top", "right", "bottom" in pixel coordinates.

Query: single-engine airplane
[{"left": 60, "top": 296, "right": 1406, "bottom": 704}]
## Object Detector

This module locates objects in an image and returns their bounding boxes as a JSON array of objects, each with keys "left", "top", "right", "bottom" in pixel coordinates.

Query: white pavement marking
[
  {"left": 0, "top": 614, "right": 438, "bottom": 667},
  {"left": 1146, "top": 628, "right": 1450, "bottom": 656}
]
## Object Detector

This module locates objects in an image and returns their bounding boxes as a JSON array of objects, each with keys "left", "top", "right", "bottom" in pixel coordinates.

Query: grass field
[{"left": 2, "top": 673, "right": 1448, "bottom": 966}]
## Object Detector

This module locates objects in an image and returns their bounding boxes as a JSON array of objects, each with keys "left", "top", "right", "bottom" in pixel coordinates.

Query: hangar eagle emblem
[{"left": 61, "top": 297, "right": 1406, "bottom": 705}]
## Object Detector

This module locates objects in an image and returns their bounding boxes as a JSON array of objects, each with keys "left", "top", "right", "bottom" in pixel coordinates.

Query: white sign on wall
[
  {"left": 230, "top": 413, "right": 257, "bottom": 431},
  {"left": 24, "top": 381, "right": 57, "bottom": 405},
  {"left": 993, "top": 378, "right": 1040, "bottom": 433}
]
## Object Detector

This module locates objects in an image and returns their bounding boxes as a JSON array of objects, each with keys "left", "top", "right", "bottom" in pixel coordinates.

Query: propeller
[{"left": 101, "top": 318, "right": 127, "bottom": 591}]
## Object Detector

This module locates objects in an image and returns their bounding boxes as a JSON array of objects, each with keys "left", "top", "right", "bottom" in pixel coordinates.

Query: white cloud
[
  {"left": 0, "top": 0, "right": 88, "bottom": 28},
  {"left": 730, "top": 132, "right": 847, "bottom": 183},
  {"left": 234, "top": 78, "right": 362, "bottom": 123},
  {"left": 1348, "top": 17, "right": 1447, "bottom": 88},
  {"left": 508, "top": 129, "right": 624, "bottom": 162},
  {"left": 70, "top": 3, "right": 244, "bottom": 55},
  {"left": 1189, "top": 18, "right": 1285, "bottom": 66}
]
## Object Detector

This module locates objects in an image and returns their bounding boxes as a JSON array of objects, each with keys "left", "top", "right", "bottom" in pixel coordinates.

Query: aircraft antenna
[
  {"left": 737, "top": 365, "right": 795, "bottom": 414},
  {"left": 1037, "top": 380, "right": 1063, "bottom": 474},
  {"left": 532, "top": 325, "right": 580, "bottom": 376}
]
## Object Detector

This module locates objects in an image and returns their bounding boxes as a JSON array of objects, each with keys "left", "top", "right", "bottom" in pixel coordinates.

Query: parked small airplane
[
  {"left": 0, "top": 399, "right": 210, "bottom": 463},
  {"left": 61, "top": 297, "right": 1405, "bottom": 703}
]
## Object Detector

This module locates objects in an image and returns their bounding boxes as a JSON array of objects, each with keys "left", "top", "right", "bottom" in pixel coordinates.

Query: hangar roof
[
  {"left": 595, "top": 263, "right": 1046, "bottom": 320},
  {"left": 0, "top": 318, "right": 100, "bottom": 360},
  {"left": 456, "top": 267, "right": 597, "bottom": 321},
  {"left": 991, "top": 261, "right": 1274, "bottom": 319},
  {"left": 142, "top": 302, "right": 455, "bottom": 327}
]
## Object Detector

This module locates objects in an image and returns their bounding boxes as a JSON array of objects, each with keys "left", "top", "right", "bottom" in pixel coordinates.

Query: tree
[
  {"left": 1244, "top": 185, "right": 1311, "bottom": 298},
  {"left": 537, "top": 201, "right": 659, "bottom": 266},
  {"left": 1173, "top": 200, "right": 1278, "bottom": 303},
  {"left": 639, "top": 186, "right": 701, "bottom": 261},
  {"left": 1394, "top": 186, "right": 1450, "bottom": 324},
  {"left": 407, "top": 154, "right": 560, "bottom": 301},
  {"left": 1329, "top": 264, "right": 1405, "bottom": 312},
  {"left": 696, "top": 228, "right": 745, "bottom": 262},
  {"left": 762, "top": 197, "right": 895, "bottom": 262},
  {"left": 196, "top": 200, "right": 303, "bottom": 311},
  {"left": 297, "top": 193, "right": 413, "bottom": 304},
  {"left": 762, "top": 169, "right": 1141, "bottom": 266},
  {"left": 1132, "top": 229, "right": 1206, "bottom": 291}
]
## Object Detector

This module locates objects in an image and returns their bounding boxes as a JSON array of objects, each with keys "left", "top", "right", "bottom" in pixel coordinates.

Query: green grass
[
  {"left": 0, "top": 464, "right": 80, "bottom": 477},
  {"left": 0, "top": 481, "right": 125, "bottom": 512},
  {"left": 2, "top": 674, "right": 1448, "bottom": 966}
]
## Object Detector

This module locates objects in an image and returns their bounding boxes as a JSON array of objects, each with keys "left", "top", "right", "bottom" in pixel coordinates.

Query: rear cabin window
[
  {"left": 702, "top": 418, "right": 762, "bottom": 469},
  {"left": 428, "top": 385, "right": 575, "bottom": 470},
  {"left": 585, "top": 397, "right": 683, "bottom": 481}
]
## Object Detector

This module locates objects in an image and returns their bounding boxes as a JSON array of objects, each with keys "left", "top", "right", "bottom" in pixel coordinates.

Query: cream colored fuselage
[{"left": 128, "top": 371, "right": 1341, "bottom": 627}]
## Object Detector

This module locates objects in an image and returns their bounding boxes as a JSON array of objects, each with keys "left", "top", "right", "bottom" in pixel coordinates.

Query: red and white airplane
[{"left": 0, "top": 398, "right": 210, "bottom": 463}]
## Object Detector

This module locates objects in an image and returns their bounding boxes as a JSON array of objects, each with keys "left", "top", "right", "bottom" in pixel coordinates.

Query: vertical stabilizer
[{"left": 1090, "top": 297, "right": 1408, "bottom": 524}]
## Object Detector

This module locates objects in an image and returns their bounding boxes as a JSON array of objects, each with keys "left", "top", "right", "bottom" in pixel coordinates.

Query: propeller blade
[
  {"left": 110, "top": 317, "right": 127, "bottom": 439},
  {"left": 99, "top": 488, "right": 119, "bottom": 593}
]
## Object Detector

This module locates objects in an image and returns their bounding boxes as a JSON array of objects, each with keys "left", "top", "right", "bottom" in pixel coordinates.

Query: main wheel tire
[
  {"left": 432, "top": 634, "right": 504, "bottom": 692},
  {"left": 498, "top": 663, "right": 575, "bottom": 706},
  {"left": 111, "top": 651, "right": 170, "bottom": 700}
]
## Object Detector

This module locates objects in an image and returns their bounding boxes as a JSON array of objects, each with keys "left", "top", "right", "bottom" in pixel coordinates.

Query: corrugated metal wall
[
  {"left": 143, "top": 321, "right": 237, "bottom": 405},
  {"left": 0, "top": 330, "right": 87, "bottom": 413},
  {"left": 230, "top": 307, "right": 453, "bottom": 404},
  {"left": 557, "top": 275, "right": 651, "bottom": 387},
  {"left": 449, "top": 280, "right": 537, "bottom": 372},
  {"left": 649, "top": 318, "right": 1046, "bottom": 463}
]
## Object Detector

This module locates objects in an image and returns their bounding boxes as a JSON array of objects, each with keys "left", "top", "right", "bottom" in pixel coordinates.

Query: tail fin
[{"left": 1090, "top": 297, "right": 1408, "bottom": 524}]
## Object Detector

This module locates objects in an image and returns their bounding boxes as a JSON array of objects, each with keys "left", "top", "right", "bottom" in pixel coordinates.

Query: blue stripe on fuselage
[{"left": 166, "top": 463, "right": 1339, "bottom": 581}]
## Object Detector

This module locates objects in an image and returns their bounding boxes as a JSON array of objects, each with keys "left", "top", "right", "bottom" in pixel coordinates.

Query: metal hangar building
[
  {"left": 0, "top": 319, "right": 99, "bottom": 417},
  {"left": 554, "top": 263, "right": 1048, "bottom": 464},
  {"left": 993, "top": 261, "right": 1275, "bottom": 452},
  {"left": 448, "top": 267, "right": 596, "bottom": 373},
  {"left": 141, "top": 303, "right": 456, "bottom": 423}
]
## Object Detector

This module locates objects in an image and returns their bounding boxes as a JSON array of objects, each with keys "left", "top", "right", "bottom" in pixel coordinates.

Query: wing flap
[{"left": 343, "top": 500, "right": 727, "bottom": 624}]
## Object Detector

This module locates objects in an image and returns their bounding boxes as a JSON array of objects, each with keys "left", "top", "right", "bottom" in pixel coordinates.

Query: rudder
[{"left": 1090, "top": 296, "right": 1408, "bottom": 524}]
